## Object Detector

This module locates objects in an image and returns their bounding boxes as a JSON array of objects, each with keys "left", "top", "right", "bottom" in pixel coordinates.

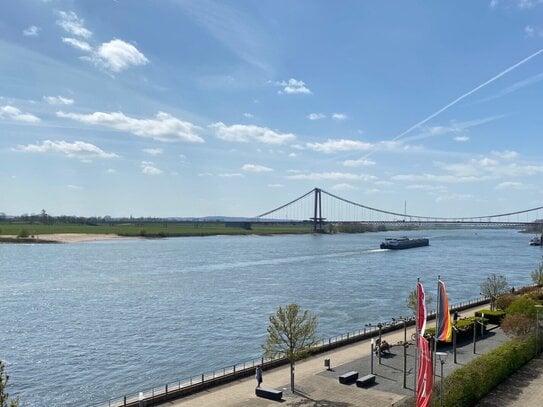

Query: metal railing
[{"left": 90, "top": 295, "right": 490, "bottom": 407}]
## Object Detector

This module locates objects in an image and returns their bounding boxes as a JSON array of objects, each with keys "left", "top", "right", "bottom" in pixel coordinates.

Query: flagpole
[
  {"left": 414, "top": 278, "right": 419, "bottom": 394},
  {"left": 434, "top": 275, "right": 441, "bottom": 379}
]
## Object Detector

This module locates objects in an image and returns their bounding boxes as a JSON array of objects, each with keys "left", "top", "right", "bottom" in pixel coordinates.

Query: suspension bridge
[{"left": 255, "top": 188, "right": 543, "bottom": 232}]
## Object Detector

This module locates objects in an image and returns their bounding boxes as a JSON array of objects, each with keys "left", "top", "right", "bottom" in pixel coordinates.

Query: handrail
[{"left": 89, "top": 295, "right": 491, "bottom": 407}]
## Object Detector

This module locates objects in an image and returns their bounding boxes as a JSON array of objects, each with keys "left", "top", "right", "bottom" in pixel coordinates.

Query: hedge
[
  {"left": 475, "top": 309, "right": 505, "bottom": 325},
  {"left": 440, "top": 335, "right": 535, "bottom": 406},
  {"left": 394, "top": 335, "right": 536, "bottom": 407}
]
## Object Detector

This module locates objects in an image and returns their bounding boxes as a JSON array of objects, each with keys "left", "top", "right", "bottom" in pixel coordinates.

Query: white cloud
[
  {"left": 16, "top": 140, "right": 118, "bottom": 159},
  {"left": 392, "top": 173, "right": 483, "bottom": 183},
  {"left": 95, "top": 39, "right": 148, "bottom": 72},
  {"left": 62, "top": 37, "right": 92, "bottom": 52},
  {"left": 307, "top": 113, "right": 326, "bottom": 120},
  {"left": 0, "top": 105, "right": 40, "bottom": 123},
  {"left": 142, "top": 148, "right": 163, "bottom": 156},
  {"left": 57, "top": 111, "right": 204, "bottom": 143},
  {"left": 525, "top": 25, "right": 543, "bottom": 37},
  {"left": 496, "top": 181, "right": 524, "bottom": 189},
  {"left": 492, "top": 150, "right": 518, "bottom": 160},
  {"left": 406, "top": 184, "right": 447, "bottom": 192},
  {"left": 44, "top": 95, "right": 74, "bottom": 105},
  {"left": 306, "top": 139, "right": 372, "bottom": 153},
  {"left": 454, "top": 135, "right": 470, "bottom": 142},
  {"left": 343, "top": 158, "right": 376, "bottom": 167},
  {"left": 210, "top": 122, "right": 295, "bottom": 145},
  {"left": 288, "top": 152, "right": 298, "bottom": 158},
  {"left": 56, "top": 11, "right": 92, "bottom": 39},
  {"left": 435, "top": 194, "right": 473, "bottom": 203},
  {"left": 141, "top": 161, "right": 162, "bottom": 175},
  {"left": 331, "top": 183, "right": 357, "bottom": 191},
  {"left": 243, "top": 112, "right": 253, "bottom": 118},
  {"left": 268, "top": 184, "right": 284, "bottom": 188},
  {"left": 286, "top": 172, "right": 376, "bottom": 181},
  {"left": 106, "top": 168, "right": 117, "bottom": 174},
  {"left": 218, "top": 173, "right": 244, "bottom": 178},
  {"left": 23, "top": 25, "right": 41, "bottom": 37},
  {"left": 67, "top": 184, "right": 83, "bottom": 190},
  {"left": 332, "top": 113, "right": 348, "bottom": 121},
  {"left": 277, "top": 78, "right": 311, "bottom": 94},
  {"left": 242, "top": 164, "right": 273, "bottom": 172}
]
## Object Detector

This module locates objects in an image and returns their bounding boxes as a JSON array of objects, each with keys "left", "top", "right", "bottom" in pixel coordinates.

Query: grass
[{"left": 0, "top": 221, "right": 314, "bottom": 238}]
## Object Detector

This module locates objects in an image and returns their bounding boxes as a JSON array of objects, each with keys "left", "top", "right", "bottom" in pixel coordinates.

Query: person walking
[{"left": 255, "top": 365, "right": 263, "bottom": 388}]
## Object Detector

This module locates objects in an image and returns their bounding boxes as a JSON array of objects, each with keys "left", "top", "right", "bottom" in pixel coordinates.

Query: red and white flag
[
  {"left": 417, "top": 281, "right": 427, "bottom": 335},
  {"left": 416, "top": 335, "right": 433, "bottom": 407}
]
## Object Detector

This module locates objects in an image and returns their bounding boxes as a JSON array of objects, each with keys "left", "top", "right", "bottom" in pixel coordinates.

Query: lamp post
[
  {"left": 535, "top": 305, "right": 543, "bottom": 355},
  {"left": 370, "top": 338, "right": 374, "bottom": 374},
  {"left": 378, "top": 323, "right": 383, "bottom": 365},
  {"left": 436, "top": 352, "right": 448, "bottom": 407}
]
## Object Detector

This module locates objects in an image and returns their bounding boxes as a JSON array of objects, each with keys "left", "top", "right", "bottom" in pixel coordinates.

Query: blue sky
[{"left": 1, "top": 0, "right": 543, "bottom": 218}]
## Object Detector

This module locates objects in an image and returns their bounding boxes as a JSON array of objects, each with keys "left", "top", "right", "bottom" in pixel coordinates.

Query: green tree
[
  {"left": 480, "top": 274, "right": 509, "bottom": 311},
  {"left": 0, "top": 360, "right": 19, "bottom": 407},
  {"left": 263, "top": 304, "right": 318, "bottom": 392}
]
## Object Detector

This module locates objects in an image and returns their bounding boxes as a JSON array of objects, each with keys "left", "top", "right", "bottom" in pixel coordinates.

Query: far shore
[{"left": 0, "top": 233, "right": 138, "bottom": 244}]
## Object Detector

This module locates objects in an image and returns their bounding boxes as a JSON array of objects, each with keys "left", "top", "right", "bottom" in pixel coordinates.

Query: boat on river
[
  {"left": 380, "top": 237, "right": 429, "bottom": 250},
  {"left": 529, "top": 235, "right": 542, "bottom": 246}
]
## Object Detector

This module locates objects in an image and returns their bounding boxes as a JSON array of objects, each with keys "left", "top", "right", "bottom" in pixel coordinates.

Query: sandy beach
[{"left": 0, "top": 233, "right": 137, "bottom": 243}]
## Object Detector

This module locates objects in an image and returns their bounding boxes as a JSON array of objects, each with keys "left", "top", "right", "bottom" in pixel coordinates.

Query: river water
[{"left": 0, "top": 229, "right": 540, "bottom": 406}]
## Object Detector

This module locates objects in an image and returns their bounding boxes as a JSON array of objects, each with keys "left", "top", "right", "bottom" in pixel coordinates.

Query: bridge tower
[{"left": 310, "top": 188, "right": 326, "bottom": 233}]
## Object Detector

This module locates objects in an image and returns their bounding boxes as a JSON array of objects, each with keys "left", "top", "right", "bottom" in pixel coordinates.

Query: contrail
[{"left": 392, "top": 47, "right": 543, "bottom": 142}]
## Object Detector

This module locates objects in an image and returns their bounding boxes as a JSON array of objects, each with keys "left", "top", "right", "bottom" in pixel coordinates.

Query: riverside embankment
[{"left": 94, "top": 297, "right": 490, "bottom": 407}]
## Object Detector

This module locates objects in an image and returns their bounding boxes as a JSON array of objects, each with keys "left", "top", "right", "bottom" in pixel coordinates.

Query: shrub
[
  {"left": 506, "top": 296, "right": 539, "bottom": 320},
  {"left": 441, "top": 336, "right": 535, "bottom": 406},
  {"left": 17, "top": 229, "right": 29, "bottom": 238},
  {"left": 501, "top": 314, "right": 534, "bottom": 338},
  {"left": 139, "top": 229, "right": 147, "bottom": 237},
  {"left": 495, "top": 294, "right": 516, "bottom": 311},
  {"left": 475, "top": 309, "right": 505, "bottom": 325},
  {"left": 397, "top": 336, "right": 536, "bottom": 407}
]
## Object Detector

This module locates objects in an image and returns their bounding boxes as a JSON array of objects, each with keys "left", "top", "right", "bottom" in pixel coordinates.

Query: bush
[
  {"left": 441, "top": 336, "right": 535, "bottom": 406},
  {"left": 495, "top": 294, "right": 516, "bottom": 311},
  {"left": 506, "top": 296, "right": 539, "bottom": 320},
  {"left": 501, "top": 314, "right": 534, "bottom": 338},
  {"left": 397, "top": 336, "right": 536, "bottom": 407},
  {"left": 425, "top": 318, "right": 476, "bottom": 342},
  {"left": 17, "top": 229, "right": 29, "bottom": 238},
  {"left": 475, "top": 309, "right": 505, "bottom": 325}
]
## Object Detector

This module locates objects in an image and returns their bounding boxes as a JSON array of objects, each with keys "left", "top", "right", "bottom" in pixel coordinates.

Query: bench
[
  {"left": 356, "top": 374, "right": 376, "bottom": 387},
  {"left": 338, "top": 371, "right": 359, "bottom": 384},
  {"left": 255, "top": 387, "right": 283, "bottom": 401}
]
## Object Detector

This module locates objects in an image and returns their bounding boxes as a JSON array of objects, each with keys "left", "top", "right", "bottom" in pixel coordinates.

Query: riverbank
[
  {"left": 157, "top": 303, "right": 500, "bottom": 407},
  {"left": 0, "top": 233, "right": 138, "bottom": 244}
]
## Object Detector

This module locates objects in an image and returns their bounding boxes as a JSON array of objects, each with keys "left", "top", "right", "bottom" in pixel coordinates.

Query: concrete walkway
[{"left": 159, "top": 305, "right": 515, "bottom": 407}]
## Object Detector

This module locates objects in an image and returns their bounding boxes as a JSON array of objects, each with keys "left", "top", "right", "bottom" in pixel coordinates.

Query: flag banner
[
  {"left": 417, "top": 282, "right": 427, "bottom": 335},
  {"left": 416, "top": 335, "right": 433, "bottom": 407},
  {"left": 436, "top": 280, "right": 452, "bottom": 342}
]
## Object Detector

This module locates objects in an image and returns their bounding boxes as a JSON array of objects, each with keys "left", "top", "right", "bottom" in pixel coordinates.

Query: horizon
[{"left": 1, "top": 1, "right": 543, "bottom": 218}]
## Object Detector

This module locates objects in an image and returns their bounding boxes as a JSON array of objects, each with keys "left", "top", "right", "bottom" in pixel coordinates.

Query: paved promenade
[{"left": 159, "top": 305, "right": 519, "bottom": 407}]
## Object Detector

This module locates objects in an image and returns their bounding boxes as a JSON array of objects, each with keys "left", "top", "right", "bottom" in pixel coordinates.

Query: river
[{"left": 0, "top": 228, "right": 540, "bottom": 406}]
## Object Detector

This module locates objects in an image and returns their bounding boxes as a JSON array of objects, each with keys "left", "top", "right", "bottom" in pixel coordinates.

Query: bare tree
[
  {"left": 406, "top": 289, "right": 433, "bottom": 315},
  {"left": 480, "top": 274, "right": 509, "bottom": 311},
  {"left": 531, "top": 260, "right": 543, "bottom": 294},
  {"left": 263, "top": 304, "right": 318, "bottom": 392},
  {"left": 0, "top": 360, "right": 19, "bottom": 407}
]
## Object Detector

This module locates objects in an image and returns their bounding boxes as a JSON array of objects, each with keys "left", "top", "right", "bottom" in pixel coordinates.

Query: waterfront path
[{"left": 160, "top": 304, "right": 512, "bottom": 407}]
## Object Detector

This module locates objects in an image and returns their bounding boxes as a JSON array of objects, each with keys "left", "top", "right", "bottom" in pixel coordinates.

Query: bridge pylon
[{"left": 310, "top": 188, "right": 326, "bottom": 233}]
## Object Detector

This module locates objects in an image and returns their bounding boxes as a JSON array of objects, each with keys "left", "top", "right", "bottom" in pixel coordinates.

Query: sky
[{"left": 1, "top": 0, "right": 543, "bottom": 219}]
